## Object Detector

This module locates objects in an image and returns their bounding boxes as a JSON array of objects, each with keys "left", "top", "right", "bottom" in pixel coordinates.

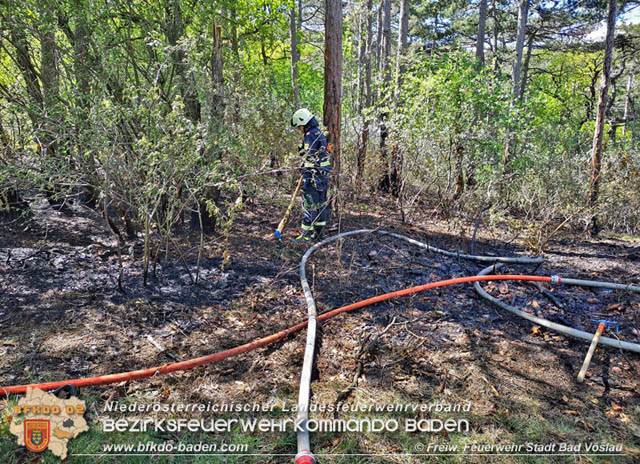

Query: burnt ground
[{"left": 0, "top": 193, "right": 639, "bottom": 463}]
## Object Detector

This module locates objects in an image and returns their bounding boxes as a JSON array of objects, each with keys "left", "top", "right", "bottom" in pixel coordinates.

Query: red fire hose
[{"left": 0, "top": 274, "right": 552, "bottom": 397}]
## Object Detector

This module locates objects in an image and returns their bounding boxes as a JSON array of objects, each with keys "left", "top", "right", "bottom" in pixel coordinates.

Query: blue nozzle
[
  {"left": 591, "top": 318, "right": 619, "bottom": 334},
  {"left": 274, "top": 230, "right": 281, "bottom": 240}
]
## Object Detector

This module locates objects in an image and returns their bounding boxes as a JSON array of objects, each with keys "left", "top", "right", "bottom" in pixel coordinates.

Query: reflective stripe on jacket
[{"left": 301, "top": 126, "right": 331, "bottom": 175}]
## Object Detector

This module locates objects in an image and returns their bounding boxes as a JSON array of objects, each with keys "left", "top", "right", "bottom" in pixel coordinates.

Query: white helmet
[{"left": 291, "top": 108, "right": 314, "bottom": 127}]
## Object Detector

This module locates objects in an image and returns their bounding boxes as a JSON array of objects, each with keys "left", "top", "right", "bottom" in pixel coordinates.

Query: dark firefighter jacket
[{"left": 299, "top": 117, "right": 331, "bottom": 182}]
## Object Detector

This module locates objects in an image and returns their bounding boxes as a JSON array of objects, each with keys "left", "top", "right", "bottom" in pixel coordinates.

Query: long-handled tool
[
  {"left": 274, "top": 177, "right": 303, "bottom": 241},
  {"left": 577, "top": 321, "right": 605, "bottom": 383}
]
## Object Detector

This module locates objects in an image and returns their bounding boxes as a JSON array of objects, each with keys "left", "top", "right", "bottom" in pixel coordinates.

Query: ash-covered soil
[{"left": 1, "top": 196, "right": 639, "bottom": 461}]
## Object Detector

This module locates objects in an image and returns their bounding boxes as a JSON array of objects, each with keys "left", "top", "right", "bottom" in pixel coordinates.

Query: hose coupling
[
  {"left": 550, "top": 275, "right": 561, "bottom": 285},
  {"left": 295, "top": 449, "right": 316, "bottom": 464}
]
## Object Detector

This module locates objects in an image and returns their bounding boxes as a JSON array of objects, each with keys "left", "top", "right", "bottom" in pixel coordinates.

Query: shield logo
[{"left": 24, "top": 420, "right": 50, "bottom": 452}]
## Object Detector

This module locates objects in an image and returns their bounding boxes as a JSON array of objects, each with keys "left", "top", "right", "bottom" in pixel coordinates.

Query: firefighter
[{"left": 290, "top": 108, "right": 331, "bottom": 242}]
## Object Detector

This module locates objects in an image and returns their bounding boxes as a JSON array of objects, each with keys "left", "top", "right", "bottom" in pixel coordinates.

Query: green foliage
[
  {"left": 1, "top": 0, "right": 640, "bottom": 240},
  {"left": 369, "top": 52, "right": 511, "bottom": 209},
  {"left": 345, "top": 39, "right": 640, "bottom": 233},
  {"left": 0, "top": 0, "right": 305, "bottom": 240}
]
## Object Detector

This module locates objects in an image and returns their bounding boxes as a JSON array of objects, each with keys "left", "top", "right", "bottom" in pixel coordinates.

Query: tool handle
[
  {"left": 577, "top": 322, "right": 605, "bottom": 383},
  {"left": 275, "top": 177, "right": 304, "bottom": 236}
]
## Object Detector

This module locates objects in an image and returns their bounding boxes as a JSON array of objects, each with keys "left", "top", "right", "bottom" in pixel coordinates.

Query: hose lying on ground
[
  {"left": 474, "top": 263, "right": 640, "bottom": 353},
  {"left": 294, "top": 229, "right": 547, "bottom": 463},
  {"left": 1, "top": 273, "right": 607, "bottom": 397},
  {"left": 295, "top": 229, "right": 640, "bottom": 464},
  {"left": 1, "top": 229, "right": 639, "bottom": 464},
  {"left": 0, "top": 229, "right": 542, "bottom": 397}
]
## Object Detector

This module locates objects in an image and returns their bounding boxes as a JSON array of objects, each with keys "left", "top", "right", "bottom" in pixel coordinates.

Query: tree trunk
[
  {"left": 622, "top": 74, "right": 633, "bottom": 139},
  {"left": 10, "top": 28, "right": 43, "bottom": 121},
  {"left": 588, "top": 0, "right": 617, "bottom": 236},
  {"left": 210, "top": 20, "right": 225, "bottom": 133},
  {"left": 377, "top": 0, "right": 392, "bottom": 193},
  {"left": 375, "top": 4, "right": 383, "bottom": 72},
  {"left": 633, "top": 98, "right": 639, "bottom": 149},
  {"left": 290, "top": 4, "right": 300, "bottom": 106},
  {"left": 607, "top": 78, "right": 619, "bottom": 146},
  {"left": 492, "top": 0, "right": 500, "bottom": 73},
  {"left": 0, "top": 116, "right": 27, "bottom": 214},
  {"left": 395, "top": 0, "right": 409, "bottom": 93},
  {"left": 519, "top": 32, "right": 535, "bottom": 101},
  {"left": 41, "top": 27, "right": 59, "bottom": 142},
  {"left": 382, "top": 0, "right": 391, "bottom": 61},
  {"left": 502, "top": 0, "right": 529, "bottom": 169},
  {"left": 73, "top": 6, "right": 101, "bottom": 206},
  {"left": 604, "top": 66, "right": 626, "bottom": 147},
  {"left": 229, "top": 6, "right": 242, "bottom": 125},
  {"left": 193, "top": 18, "right": 225, "bottom": 233},
  {"left": 73, "top": 7, "right": 90, "bottom": 110},
  {"left": 476, "top": 0, "right": 487, "bottom": 67},
  {"left": 166, "top": 0, "right": 200, "bottom": 123},
  {"left": 40, "top": 15, "right": 67, "bottom": 206},
  {"left": 452, "top": 135, "right": 465, "bottom": 201},
  {"left": 324, "top": 0, "right": 343, "bottom": 200},
  {"left": 389, "top": 0, "right": 409, "bottom": 197},
  {"left": 356, "top": 0, "right": 374, "bottom": 189},
  {"left": 511, "top": 0, "right": 529, "bottom": 101},
  {"left": 356, "top": 8, "right": 364, "bottom": 113}
]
